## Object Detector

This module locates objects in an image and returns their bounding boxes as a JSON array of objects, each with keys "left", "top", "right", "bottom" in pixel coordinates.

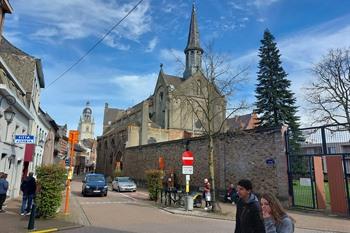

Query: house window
[{"left": 327, "top": 146, "right": 336, "bottom": 154}]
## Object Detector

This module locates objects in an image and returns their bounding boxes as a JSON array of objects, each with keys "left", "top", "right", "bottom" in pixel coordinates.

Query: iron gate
[{"left": 286, "top": 124, "right": 350, "bottom": 215}]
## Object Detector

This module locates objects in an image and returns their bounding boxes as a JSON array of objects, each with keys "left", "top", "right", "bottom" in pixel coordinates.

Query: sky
[{"left": 3, "top": 0, "right": 350, "bottom": 136}]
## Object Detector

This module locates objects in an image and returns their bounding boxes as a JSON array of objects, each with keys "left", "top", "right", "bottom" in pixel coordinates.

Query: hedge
[
  {"left": 36, "top": 165, "right": 67, "bottom": 218},
  {"left": 145, "top": 169, "right": 163, "bottom": 201}
]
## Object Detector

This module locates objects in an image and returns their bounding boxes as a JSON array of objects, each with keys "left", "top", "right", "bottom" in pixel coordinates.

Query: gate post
[
  {"left": 313, "top": 156, "right": 326, "bottom": 209},
  {"left": 326, "top": 156, "right": 348, "bottom": 215}
]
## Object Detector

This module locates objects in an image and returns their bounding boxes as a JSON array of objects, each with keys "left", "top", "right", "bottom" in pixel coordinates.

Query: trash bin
[{"left": 185, "top": 195, "right": 193, "bottom": 211}]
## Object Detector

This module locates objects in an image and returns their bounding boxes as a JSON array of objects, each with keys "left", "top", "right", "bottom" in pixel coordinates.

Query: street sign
[
  {"left": 182, "top": 151, "right": 194, "bottom": 166},
  {"left": 182, "top": 165, "right": 193, "bottom": 175},
  {"left": 65, "top": 158, "right": 70, "bottom": 167},
  {"left": 68, "top": 130, "right": 79, "bottom": 144},
  {"left": 15, "top": 135, "right": 35, "bottom": 144}
]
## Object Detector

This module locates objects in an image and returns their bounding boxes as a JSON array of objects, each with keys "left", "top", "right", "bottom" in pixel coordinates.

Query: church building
[{"left": 96, "top": 4, "right": 226, "bottom": 177}]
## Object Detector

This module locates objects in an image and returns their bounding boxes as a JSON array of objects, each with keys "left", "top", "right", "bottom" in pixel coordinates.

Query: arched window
[{"left": 196, "top": 80, "right": 201, "bottom": 95}]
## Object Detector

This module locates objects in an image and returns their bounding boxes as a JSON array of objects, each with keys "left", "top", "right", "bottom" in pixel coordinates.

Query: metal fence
[{"left": 286, "top": 124, "right": 350, "bottom": 215}]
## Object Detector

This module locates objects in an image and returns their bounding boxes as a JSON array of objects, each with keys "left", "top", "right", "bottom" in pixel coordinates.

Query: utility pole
[{"left": 64, "top": 130, "right": 79, "bottom": 214}]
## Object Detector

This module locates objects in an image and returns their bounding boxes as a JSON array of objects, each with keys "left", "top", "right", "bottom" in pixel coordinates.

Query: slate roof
[
  {"left": 185, "top": 4, "right": 203, "bottom": 53},
  {"left": 162, "top": 73, "right": 184, "bottom": 88},
  {"left": 0, "top": 36, "right": 45, "bottom": 90}
]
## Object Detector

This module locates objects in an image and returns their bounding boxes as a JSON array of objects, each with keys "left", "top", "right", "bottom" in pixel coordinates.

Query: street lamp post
[
  {"left": 4, "top": 106, "right": 16, "bottom": 142},
  {"left": 0, "top": 94, "right": 16, "bottom": 118}
]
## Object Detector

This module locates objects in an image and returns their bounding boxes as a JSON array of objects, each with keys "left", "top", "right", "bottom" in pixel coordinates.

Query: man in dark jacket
[
  {"left": 234, "top": 179, "right": 265, "bottom": 233},
  {"left": 20, "top": 172, "right": 36, "bottom": 215}
]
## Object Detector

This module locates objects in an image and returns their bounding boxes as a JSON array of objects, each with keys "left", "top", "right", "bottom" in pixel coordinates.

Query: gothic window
[
  {"left": 196, "top": 80, "right": 201, "bottom": 95},
  {"left": 86, "top": 126, "right": 89, "bottom": 132},
  {"left": 160, "top": 92, "right": 163, "bottom": 101}
]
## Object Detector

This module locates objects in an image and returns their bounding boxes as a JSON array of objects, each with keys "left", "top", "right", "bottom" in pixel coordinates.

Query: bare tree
[
  {"left": 171, "top": 44, "right": 248, "bottom": 211},
  {"left": 306, "top": 48, "right": 350, "bottom": 127}
]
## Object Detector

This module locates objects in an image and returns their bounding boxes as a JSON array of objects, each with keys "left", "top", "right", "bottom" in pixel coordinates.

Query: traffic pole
[{"left": 64, "top": 137, "right": 74, "bottom": 214}]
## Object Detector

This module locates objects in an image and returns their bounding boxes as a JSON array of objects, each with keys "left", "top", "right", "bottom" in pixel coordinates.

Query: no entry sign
[{"left": 182, "top": 151, "right": 194, "bottom": 166}]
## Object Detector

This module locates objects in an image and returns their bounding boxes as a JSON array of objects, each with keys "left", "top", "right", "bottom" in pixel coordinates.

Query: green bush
[
  {"left": 145, "top": 169, "right": 162, "bottom": 201},
  {"left": 36, "top": 165, "right": 67, "bottom": 218}
]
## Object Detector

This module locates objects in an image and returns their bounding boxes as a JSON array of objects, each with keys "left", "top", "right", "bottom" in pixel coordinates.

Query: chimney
[{"left": 0, "top": 0, "right": 13, "bottom": 42}]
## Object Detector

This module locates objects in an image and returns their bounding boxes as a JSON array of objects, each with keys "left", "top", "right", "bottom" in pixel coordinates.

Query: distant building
[
  {"left": 78, "top": 101, "right": 95, "bottom": 141},
  {"left": 75, "top": 102, "right": 96, "bottom": 173},
  {"left": 226, "top": 113, "right": 258, "bottom": 131}
]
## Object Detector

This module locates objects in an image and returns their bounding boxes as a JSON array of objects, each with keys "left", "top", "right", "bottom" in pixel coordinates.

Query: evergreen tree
[
  {"left": 255, "top": 29, "right": 300, "bottom": 131},
  {"left": 255, "top": 29, "right": 304, "bottom": 173}
]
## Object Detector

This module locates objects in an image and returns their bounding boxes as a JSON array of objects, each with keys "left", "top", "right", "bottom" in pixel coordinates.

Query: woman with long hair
[{"left": 260, "top": 193, "right": 295, "bottom": 233}]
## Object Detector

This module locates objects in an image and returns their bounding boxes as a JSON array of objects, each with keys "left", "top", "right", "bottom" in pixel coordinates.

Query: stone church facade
[{"left": 96, "top": 5, "right": 226, "bottom": 177}]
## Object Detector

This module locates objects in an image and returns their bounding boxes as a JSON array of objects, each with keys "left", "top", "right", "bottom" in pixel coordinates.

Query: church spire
[{"left": 183, "top": 2, "right": 203, "bottom": 79}]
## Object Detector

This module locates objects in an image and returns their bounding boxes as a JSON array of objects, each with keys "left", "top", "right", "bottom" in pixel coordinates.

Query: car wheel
[
  {"left": 82, "top": 191, "right": 86, "bottom": 197},
  {"left": 104, "top": 192, "right": 107, "bottom": 197},
  {"left": 133, "top": 190, "right": 136, "bottom": 192}
]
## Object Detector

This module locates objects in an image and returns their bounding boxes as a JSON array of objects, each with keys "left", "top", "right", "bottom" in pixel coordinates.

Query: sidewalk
[
  {"left": 0, "top": 198, "right": 82, "bottom": 233},
  {"left": 159, "top": 201, "right": 350, "bottom": 233}
]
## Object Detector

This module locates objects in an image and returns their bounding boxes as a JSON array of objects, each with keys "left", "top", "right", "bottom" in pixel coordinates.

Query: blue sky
[{"left": 4, "top": 0, "right": 350, "bottom": 136}]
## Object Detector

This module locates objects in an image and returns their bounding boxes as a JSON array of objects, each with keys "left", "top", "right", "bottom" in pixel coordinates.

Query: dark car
[{"left": 82, "top": 173, "right": 108, "bottom": 197}]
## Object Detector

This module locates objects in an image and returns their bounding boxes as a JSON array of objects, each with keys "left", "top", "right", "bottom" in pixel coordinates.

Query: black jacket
[
  {"left": 235, "top": 193, "right": 266, "bottom": 233},
  {"left": 21, "top": 177, "right": 36, "bottom": 196}
]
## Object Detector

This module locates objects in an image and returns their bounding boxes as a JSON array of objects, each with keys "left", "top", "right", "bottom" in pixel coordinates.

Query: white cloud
[
  {"left": 31, "top": 28, "right": 59, "bottom": 38},
  {"left": 8, "top": 0, "right": 152, "bottom": 49},
  {"left": 111, "top": 73, "right": 158, "bottom": 103},
  {"left": 145, "top": 37, "right": 158, "bottom": 52},
  {"left": 252, "top": 0, "right": 280, "bottom": 7},
  {"left": 159, "top": 48, "right": 185, "bottom": 75}
]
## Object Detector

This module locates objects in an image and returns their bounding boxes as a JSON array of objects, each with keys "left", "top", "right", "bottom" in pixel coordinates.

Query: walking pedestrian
[
  {"left": 235, "top": 179, "right": 265, "bottom": 233},
  {"left": 225, "top": 183, "right": 238, "bottom": 204},
  {"left": 20, "top": 172, "right": 36, "bottom": 215},
  {"left": 203, "top": 178, "right": 211, "bottom": 210},
  {"left": 0, "top": 172, "right": 9, "bottom": 213},
  {"left": 261, "top": 193, "right": 295, "bottom": 233}
]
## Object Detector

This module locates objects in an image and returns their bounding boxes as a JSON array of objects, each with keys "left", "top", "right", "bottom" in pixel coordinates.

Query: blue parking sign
[{"left": 15, "top": 135, "right": 35, "bottom": 144}]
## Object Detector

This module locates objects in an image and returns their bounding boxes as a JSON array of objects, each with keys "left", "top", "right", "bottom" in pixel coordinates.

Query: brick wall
[{"left": 123, "top": 127, "right": 289, "bottom": 202}]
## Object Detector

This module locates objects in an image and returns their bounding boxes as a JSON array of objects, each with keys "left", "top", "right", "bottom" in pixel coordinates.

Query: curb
[{"left": 29, "top": 224, "right": 83, "bottom": 233}]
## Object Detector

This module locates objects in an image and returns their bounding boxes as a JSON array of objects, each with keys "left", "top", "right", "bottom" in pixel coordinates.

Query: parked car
[
  {"left": 82, "top": 173, "right": 108, "bottom": 197},
  {"left": 112, "top": 177, "right": 137, "bottom": 192}
]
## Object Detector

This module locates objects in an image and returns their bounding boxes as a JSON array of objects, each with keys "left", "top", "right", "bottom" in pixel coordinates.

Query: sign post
[
  {"left": 64, "top": 130, "right": 79, "bottom": 214},
  {"left": 182, "top": 151, "right": 194, "bottom": 194}
]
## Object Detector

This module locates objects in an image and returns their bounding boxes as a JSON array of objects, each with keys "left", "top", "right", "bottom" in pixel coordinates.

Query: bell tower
[{"left": 78, "top": 101, "right": 95, "bottom": 140}]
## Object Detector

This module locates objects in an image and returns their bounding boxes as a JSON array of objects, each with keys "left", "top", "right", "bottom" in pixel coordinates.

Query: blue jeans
[{"left": 21, "top": 194, "right": 34, "bottom": 213}]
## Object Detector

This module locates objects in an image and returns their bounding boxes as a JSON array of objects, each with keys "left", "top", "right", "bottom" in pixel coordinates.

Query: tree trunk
[{"left": 208, "top": 135, "right": 221, "bottom": 212}]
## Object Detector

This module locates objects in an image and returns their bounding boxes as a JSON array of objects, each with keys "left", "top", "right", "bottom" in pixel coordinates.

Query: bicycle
[{"left": 163, "top": 189, "right": 185, "bottom": 207}]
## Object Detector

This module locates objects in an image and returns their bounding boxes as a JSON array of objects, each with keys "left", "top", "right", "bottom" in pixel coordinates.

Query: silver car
[{"left": 112, "top": 177, "right": 137, "bottom": 192}]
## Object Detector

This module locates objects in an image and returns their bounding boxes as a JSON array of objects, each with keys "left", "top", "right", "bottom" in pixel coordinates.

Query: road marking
[
  {"left": 80, "top": 201, "right": 134, "bottom": 205},
  {"left": 118, "top": 192, "right": 138, "bottom": 201}
]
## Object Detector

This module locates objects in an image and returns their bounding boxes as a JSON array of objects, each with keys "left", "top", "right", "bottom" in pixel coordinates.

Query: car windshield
[
  {"left": 118, "top": 177, "right": 132, "bottom": 182},
  {"left": 87, "top": 176, "right": 105, "bottom": 182}
]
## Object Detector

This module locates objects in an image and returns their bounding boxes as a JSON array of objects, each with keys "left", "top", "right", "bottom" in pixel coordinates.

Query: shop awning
[{"left": 24, "top": 144, "right": 35, "bottom": 162}]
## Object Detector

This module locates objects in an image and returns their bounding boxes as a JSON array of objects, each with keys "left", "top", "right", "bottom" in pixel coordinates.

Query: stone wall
[{"left": 123, "top": 127, "right": 289, "bottom": 202}]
